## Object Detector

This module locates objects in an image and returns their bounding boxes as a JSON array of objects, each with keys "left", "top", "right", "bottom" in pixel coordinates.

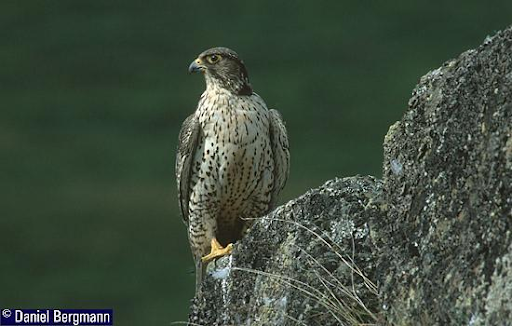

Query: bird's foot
[{"left": 201, "top": 238, "right": 233, "bottom": 263}]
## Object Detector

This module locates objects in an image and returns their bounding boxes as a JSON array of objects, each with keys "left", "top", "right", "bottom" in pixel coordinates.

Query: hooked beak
[{"left": 188, "top": 58, "right": 206, "bottom": 73}]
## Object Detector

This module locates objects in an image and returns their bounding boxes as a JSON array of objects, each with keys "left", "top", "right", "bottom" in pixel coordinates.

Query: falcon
[{"left": 175, "top": 47, "right": 290, "bottom": 292}]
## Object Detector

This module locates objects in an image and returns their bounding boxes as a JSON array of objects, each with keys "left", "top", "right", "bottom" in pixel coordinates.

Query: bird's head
[{"left": 188, "top": 47, "right": 252, "bottom": 95}]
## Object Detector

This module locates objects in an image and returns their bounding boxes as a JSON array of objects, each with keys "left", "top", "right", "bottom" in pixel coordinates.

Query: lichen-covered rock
[
  {"left": 376, "top": 26, "right": 512, "bottom": 325},
  {"left": 189, "top": 176, "right": 385, "bottom": 326},
  {"left": 187, "top": 26, "right": 512, "bottom": 325}
]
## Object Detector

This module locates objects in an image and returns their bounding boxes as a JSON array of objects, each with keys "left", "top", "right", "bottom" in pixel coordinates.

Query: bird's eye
[{"left": 207, "top": 54, "right": 221, "bottom": 64}]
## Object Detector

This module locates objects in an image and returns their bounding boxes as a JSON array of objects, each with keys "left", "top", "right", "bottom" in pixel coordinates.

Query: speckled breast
[{"left": 193, "top": 90, "right": 274, "bottom": 223}]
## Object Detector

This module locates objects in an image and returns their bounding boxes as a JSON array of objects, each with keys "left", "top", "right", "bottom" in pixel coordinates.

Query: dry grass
[{"left": 233, "top": 216, "right": 380, "bottom": 325}]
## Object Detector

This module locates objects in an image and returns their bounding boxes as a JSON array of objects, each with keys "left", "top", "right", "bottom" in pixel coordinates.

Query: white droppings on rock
[
  {"left": 262, "top": 296, "right": 273, "bottom": 305},
  {"left": 390, "top": 159, "right": 403, "bottom": 175},
  {"left": 211, "top": 266, "right": 231, "bottom": 280},
  {"left": 467, "top": 312, "right": 478, "bottom": 326},
  {"left": 277, "top": 295, "right": 288, "bottom": 308},
  {"left": 216, "top": 254, "right": 234, "bottom": 322}
]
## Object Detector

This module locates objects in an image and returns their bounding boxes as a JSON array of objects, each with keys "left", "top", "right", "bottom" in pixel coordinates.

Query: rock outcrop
[
  {"left": 376, "top": 26, "right": 512, "bottom": 325},
  {"left": 189, "top": 176, "right": 385, "bottom": 326},
  {"left": 188, "top": 26, "right": 512, "bottom": 325}
]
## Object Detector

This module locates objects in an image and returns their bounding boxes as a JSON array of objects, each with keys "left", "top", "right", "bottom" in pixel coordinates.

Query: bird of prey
[{"left": 175, "top": 47, "right": 290, "bottom": 292}]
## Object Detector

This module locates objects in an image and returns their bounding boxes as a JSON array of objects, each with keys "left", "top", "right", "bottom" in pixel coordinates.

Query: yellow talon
[{"left": 201, "top": 238, "right": 233, "bottom": 263}]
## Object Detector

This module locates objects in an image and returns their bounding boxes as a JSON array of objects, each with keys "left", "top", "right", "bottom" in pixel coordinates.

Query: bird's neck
[{"left": 205, "top": 74, "right": 252, "bottom": 96}]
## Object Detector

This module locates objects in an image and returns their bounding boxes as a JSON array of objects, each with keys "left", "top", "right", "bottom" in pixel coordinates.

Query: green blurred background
[{"left": 1, "top": 1, "right": 510, "bottom": 324}]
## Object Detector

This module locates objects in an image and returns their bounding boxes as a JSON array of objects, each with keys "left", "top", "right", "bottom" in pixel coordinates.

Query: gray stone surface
[
  {"left": 187, "top": 25, "right": 512, "bottom": 325},
  {"left": 189, "top": 176, "right": 385, "bottom": 326},
  {"left": 377, "top": 26, "right": 512, "bottom": 325}
]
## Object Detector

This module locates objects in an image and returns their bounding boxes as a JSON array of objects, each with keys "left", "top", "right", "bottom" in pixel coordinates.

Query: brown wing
[
  {"left": 175, "top": 113, "right": 201, "bottom": 225},
  {"left": 268, "top": 109, "right": 290, "bottom": 208}
]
